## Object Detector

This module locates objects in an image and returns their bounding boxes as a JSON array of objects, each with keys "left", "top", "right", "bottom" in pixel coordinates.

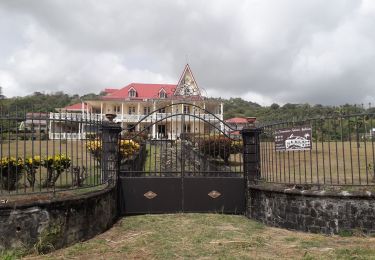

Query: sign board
[{"left": 274, "top": 126, "right": 312, "bottom": 151}]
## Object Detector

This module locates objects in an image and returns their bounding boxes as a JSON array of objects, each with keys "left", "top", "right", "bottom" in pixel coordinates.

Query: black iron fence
[
  {"left": 119, "top": 103, "right": 244, "bottom": 177},
  {"left": 0, "top": 106, "right": 108, "bottom": 196},
  {"left": 259, "top": 113, "right": 375, "bottom": 186}
]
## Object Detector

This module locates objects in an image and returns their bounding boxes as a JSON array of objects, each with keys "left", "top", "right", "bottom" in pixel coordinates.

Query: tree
[{"left": 270, "top": 103, "right": 280, "bottom": 110}]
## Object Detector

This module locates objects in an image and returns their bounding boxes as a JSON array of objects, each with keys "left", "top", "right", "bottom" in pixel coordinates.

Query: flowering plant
[
  {"left": 0, "top": 157, "right": 24, "bottom": 190},
  {"left": 24, "top": 155, "right": 42, "bottom": 188},
  {"left": 86, "top": 139, "right": 140, "bottom": 163},
  {"left": 119, "top": 139, "right": 140, "bottom": 159},
  {"left": 41, "top": 154, "right": 71, "bottom": 188},
  {"left": 86, "top": 139, "right": 102, "bottom": 163}
]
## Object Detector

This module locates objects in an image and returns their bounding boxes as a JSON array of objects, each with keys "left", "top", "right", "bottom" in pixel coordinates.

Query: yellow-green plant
[
  {"left": 86, "top": 139, "right": 140, "bottom": 163},
  {"left": 119, "top": 139, "right": 140, "bottom": 159},
  {"left": 86, "top": 139, "right": 102, "bottom": 163},
  {"left": 24, "top": 155, "right": 41, "bottom": 188},
  {"left": 0, "top": 157, "right": 24, "bottom": 190},
  {"left": 41, "top": 154, "right": 71, "bottom": 188}
]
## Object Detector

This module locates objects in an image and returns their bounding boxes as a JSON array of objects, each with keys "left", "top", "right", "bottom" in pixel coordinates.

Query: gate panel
[
  {"left": 118, "top": 102, "right": 246, "bottom": 215},
  {"left": 183, "top": 177, "right": 245, "bottom": 213},
  {"left": 120, "top": 177, "right": 182, "bottom": 214}
]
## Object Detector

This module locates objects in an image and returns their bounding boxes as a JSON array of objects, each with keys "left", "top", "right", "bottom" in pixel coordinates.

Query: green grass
[
  {"left": 261, "top": 141, "right": 375, "bottom": 186},
  {"left": 20, "top": 213, "right": 375, "bottom": 260},
  {"left": 143, "top": 144, "right": 161, "bottom": 172}
]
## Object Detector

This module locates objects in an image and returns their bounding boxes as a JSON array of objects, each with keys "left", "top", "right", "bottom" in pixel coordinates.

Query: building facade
[{"left": 49, "top": 64, "right": 223, "bottom": 140}]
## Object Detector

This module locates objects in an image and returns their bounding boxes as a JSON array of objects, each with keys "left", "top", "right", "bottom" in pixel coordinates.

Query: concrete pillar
[
  {"left": 100, "top": 102, "right": 103, "bottom": 121},
  {"left": 121, "top": 102, "right": 124, "bottom": 128},
  {"left": 137, "top": 103, "right": 141, "bottom": 131},
  {"left": 101, "top": 119, "right": 122, "bottom": 184},
  {"left": 152, "top": 101, "right": 156, "bottom": 139},
  {"left": 241, "top": 128, "right": 261, "bottom": 183},
  {"left": 220, "top": 102, "right": 224, "bottom": 132}
]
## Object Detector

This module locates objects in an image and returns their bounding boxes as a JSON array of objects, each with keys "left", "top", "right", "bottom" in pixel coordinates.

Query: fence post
[
  {"left": 241, "top": 128, "right": 261, "bottom": 184},
  {"left": 101, "top": 118, "right": 122, "bottom": 184}
]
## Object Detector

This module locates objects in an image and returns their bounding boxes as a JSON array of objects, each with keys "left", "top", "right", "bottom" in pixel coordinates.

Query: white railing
[
  {"left": 49, "top": 113, "right": 103, "bottom": 121},
  {"left": 49, "top": 132, "right": 86, "bottom": 140},
  {"left": 49, "top": 112, "right": 222, "bottom": 122}
]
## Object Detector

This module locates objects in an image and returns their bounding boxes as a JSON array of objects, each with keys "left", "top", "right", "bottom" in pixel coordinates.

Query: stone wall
[
  {"left": 248, "top": 184, "right": 375, "bottom": 235},
  {"left": 0, "top": 185, "right": 118, "bottom": 252}
]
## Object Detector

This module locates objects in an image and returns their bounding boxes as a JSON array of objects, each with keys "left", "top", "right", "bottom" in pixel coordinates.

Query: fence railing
[
  {"left": 0, "top": 107, "right": 112, "bottom": 196},
  {"left": 259, "top": 114, "right": 375, "bottom": 186}
]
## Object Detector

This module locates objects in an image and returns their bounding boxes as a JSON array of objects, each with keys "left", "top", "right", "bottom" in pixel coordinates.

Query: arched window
[
  {"left": 159, "top": 89, "right": 166, "bottom": 99},
  {"left": 129, "top": 89, "right": 136, "bottom": 98}
]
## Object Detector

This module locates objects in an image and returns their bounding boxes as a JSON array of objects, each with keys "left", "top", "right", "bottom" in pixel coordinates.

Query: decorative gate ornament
[
  {"left": 208, "top": 190, "right": 221, "bottom": 199},
  {"left": 144, "top": 191, "right": 158, "bottom": 199}
]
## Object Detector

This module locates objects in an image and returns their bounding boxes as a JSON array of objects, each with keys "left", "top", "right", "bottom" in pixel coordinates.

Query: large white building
[{"left": 49, "top": 64, "right": 223, "bottom": 140}]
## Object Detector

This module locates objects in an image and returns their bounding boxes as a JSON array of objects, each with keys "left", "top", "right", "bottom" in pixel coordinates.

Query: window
[
  {"left": 158, "top": 108, "right": 166, "bottom": 113},
  {"left": 128, "top": 106, "right": 136, "bottom": 114},
  {"left": 129, "top": 89, "right": 136, "bottom": 98},
  {"left": 159, "top": 90, "right": 166, "bottom": 99},
  {"left": 184, "top": 124, "right": 191, "bottom": 133},
  {"left": 114, "top": 105, "right": 120, "bottom": 113},
  {"left": 143, "top": 106, "right": 151, "bottom": 115},
  {"left": 183, "top": 105, "right": 190, "bottom": 114}
]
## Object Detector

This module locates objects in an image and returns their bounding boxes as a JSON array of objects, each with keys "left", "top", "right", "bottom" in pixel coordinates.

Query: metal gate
[{"left": 118, "top": 103, "right": 245, "bottom": 214}]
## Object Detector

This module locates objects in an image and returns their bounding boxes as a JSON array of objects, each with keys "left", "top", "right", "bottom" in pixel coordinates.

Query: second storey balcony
[{"left": 49, "top": 112, "right": 223, "bottom": 123}]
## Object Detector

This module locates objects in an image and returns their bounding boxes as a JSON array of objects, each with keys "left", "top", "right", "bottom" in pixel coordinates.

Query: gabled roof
[
  {"left": 102, "top": 83, "right": 177, "bottom": 100},
  {"left": 174, "top": 64, "right": 201, "bottom": 96},
  {"left": 100, "top": 64, "right": 205, "bottom": 101},
  {"left": 104, "top": 88, "right": 118, "bottom": 94}
]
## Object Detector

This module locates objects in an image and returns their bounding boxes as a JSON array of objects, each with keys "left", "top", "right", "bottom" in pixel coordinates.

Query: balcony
[
  {"left": 49, "top": 112, "right": 103, "bottom": 121},
  {"left": 49, "top": 132, "right": 86, "bottom": 140},
  {"left": 50, "top": 112, "right": 223, "bottom": 123}
]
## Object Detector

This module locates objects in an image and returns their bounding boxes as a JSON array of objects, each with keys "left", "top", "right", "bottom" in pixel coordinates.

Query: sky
[{"left": 0, "top": 0, "right": 375, "bottom": 106}]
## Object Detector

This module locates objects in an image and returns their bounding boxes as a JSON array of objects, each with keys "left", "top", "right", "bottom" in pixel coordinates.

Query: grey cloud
[{"left": 0, "top": 0, "right": 374, "bottom": 105}]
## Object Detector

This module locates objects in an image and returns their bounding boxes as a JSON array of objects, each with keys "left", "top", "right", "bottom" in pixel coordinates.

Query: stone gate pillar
[
  {"left": 241, "top": 128, "right": 261, "bottom": 184},
  {"left": 101, "top": 115, "right": 122, "bottom": 184}
]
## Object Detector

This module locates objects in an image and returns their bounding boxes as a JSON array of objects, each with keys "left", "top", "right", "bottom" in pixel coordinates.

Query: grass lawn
[
  {"left": 261, "top": 141, "right": 375, "bottom": 186},
  {"left": 7, "top": 213, "right": 375, "bottom": 260}
]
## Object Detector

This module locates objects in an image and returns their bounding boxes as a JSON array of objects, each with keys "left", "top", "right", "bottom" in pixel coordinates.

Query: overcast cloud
[{"left": 1, "top": 0, "right": 375, "bottom": 105}]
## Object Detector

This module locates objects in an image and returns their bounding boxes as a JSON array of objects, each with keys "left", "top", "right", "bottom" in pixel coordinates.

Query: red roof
[
  {"left": 104, "top": 88, "right": 118, "bottom": 94},
  {"left": 62, "top": 103, "right": 90, "bottom": 111},
  {"left": 102, "top": 83, "right": 177, "bottom": 100},
  {"left": 225, "top": 117, "right": 249, "bottom": 124}
]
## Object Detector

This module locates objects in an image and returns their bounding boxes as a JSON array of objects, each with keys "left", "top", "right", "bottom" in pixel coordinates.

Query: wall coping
[
  {"left": 0, "top": 184, "right": 115, "bottom": 210},
  {"left": 249, "top": 183, "right": 375, "bottom": 199}
]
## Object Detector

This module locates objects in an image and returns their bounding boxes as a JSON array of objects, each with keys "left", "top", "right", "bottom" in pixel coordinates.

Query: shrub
[
  {"left": 24, "top": 155, "right": 42, "bottom": 188},
  {"left": 86, "top": 139, "right": 102, "bottom": 163},
  {"left": 0, "top": 157, "right": 24, "bottom": 190},
  {"left": 86, "top": 139, "right": 140, "bottom": 163},
  {"left": 121, "top": 131, "right": 148, "bottom": 144},
  {"left": 119, "top": 139, "right": 140, "bottom": 159},
  {"left": 197, "top": 136, "right": 243, "bottom": 165},
  {"left": 41, "top": 154, "right": 71, "bottom": 188}
]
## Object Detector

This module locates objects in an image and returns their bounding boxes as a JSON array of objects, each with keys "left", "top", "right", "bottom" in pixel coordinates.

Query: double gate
[{"left": 118, "top": 103, "right": 245, "bottom": 214}]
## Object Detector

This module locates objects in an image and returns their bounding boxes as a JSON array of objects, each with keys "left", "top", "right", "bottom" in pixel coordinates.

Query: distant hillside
[
  {"left": 0, "top": 92, "right": 102, "bottom": 114},
  {"left": 222, "top": 98, "right": 370, "bottom": 124},
  {"left": 1, "top": 92, "right": 372, "bottom": 124}
]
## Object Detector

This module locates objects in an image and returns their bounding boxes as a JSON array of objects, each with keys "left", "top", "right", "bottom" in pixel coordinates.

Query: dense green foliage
[
  {"left": 1, "top": 92, "right": 374, "bottom": 124},
  {"left": 222, "top": 98, "right": 374, "bottom": 124},
  {"left": 0, "top": 91, "right": 101, "bottom": 113}
]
